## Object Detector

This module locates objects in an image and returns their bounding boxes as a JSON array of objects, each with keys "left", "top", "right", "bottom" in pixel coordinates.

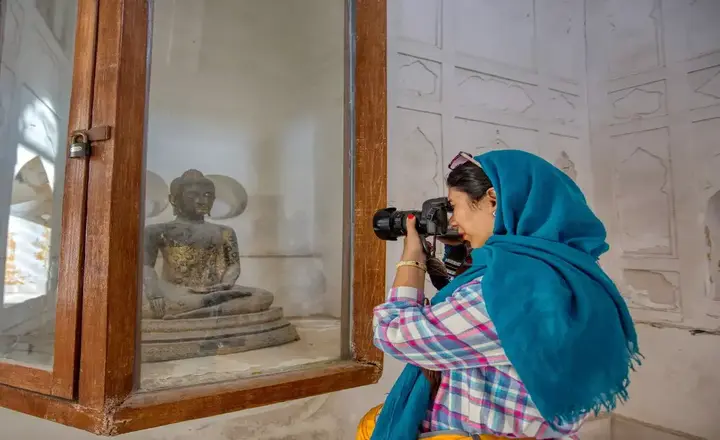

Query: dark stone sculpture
[{"left": 140, "top": 169, "right": 299, "bottom": 362}]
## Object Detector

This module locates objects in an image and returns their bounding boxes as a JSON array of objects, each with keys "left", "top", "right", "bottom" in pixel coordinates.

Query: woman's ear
[{"left": 487, "top": 188, "right": 497, "bottom": 207}]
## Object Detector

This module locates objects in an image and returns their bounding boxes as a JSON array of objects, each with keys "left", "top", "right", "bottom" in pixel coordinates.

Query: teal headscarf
[{"left": 371, "top": 150, "right": 640, "bottom": 440}]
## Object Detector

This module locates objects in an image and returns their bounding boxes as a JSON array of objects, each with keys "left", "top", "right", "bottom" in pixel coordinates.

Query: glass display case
[{"left": 0, "top": 0, "right": 386, "bottom": 435}]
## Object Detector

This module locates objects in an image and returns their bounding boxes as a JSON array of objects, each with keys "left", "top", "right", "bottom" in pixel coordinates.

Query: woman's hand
[
  {"left": 402, "top": 214, "right": 427, "bottom": 263},
  {"left": 393, "top": 214, "right": 429, "bottom": 289}
]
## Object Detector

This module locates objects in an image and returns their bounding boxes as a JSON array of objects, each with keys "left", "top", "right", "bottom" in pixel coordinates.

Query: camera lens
[
  {"left": 372, "top": 208, "right": 402, "bottom": 241},
  {"left": 372, "top": 208, "right": 422, "bottom": 240}
]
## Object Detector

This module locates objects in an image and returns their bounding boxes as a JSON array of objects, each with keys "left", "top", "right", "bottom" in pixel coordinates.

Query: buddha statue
[{"left": 140, "top": 169, "right": 299, "bottom": 362}]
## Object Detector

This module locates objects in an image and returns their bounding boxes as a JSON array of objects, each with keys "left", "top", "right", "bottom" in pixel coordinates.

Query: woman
[{"left": 358, "top": 150, "right": 640, "bottom": 440}]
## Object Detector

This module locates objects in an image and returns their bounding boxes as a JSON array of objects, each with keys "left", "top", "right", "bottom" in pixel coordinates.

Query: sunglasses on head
[{"left": 448, "top": 151, "right": 483, "bottom": 171}]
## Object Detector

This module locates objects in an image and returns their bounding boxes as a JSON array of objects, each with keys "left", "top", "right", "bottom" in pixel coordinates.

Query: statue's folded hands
[{"left": 189, "top": 283, "right": 236, "bottom": 294}]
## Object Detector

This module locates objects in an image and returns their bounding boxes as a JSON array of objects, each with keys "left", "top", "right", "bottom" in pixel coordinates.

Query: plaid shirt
[{"left": 373, "top": 279, "right": 584, "bottom": 439}]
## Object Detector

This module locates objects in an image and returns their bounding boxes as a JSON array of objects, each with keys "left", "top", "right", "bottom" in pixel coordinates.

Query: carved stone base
[{"left": 141, "top": 307, "right": 300, "bottom": 363}]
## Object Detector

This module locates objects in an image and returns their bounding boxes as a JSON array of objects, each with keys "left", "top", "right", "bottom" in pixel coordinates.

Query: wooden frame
[
  {"left": 0, "top": 0, "right": 387, "bottom": 435},
  {"left": 0, "top": 0, "right": 97, "bottom": 399}
]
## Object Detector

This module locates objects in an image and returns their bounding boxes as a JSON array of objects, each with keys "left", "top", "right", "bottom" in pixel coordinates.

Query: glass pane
[
  {"left": 0, "top": 0, "right": 78, "bottom": 369},
  {"left": 139, "top": 0, "right": 349, "bottom": 390}
]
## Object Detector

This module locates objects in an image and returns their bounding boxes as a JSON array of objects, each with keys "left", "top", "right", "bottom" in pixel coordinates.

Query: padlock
[{"left": 68, "top": 131, "right": 91, "bottom": 158}]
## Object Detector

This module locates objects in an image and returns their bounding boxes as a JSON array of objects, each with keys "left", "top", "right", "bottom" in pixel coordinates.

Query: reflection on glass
[
  {"left": 0, "top": 0, "right": 77, "bottom": 368},
  {"left": 139, "top": 0, "right": 348, "bottom": 390}
]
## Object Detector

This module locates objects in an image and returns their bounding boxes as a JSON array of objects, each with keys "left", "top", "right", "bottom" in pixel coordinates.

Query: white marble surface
[{"left": 141, "top": 317, "right": 342, "bottom": 391}]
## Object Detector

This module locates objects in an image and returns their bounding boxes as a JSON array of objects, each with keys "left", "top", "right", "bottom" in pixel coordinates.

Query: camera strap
[
  {"left": 442, "top": 244, "right": 469, "bottom": 277},
  {"left": 421, "top": 237, "right": 470, "bottom": 290}
]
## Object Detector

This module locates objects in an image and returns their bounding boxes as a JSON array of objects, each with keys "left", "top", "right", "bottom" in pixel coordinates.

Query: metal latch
[{"left": 68, "top": 125, "right": 111, "bottom": 158}]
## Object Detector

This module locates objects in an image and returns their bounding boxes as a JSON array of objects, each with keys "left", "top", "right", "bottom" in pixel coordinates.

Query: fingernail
[{"left": 408, "top": 214, "right": 415, "bottom": 220}]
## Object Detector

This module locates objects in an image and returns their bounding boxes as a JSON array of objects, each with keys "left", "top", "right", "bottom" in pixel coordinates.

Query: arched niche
[
  {"left": 705, "top": 190, "right": 720, "bottom": 300},
  {"left": 554, "top": 150, "right": 577, "bottom": 182}
]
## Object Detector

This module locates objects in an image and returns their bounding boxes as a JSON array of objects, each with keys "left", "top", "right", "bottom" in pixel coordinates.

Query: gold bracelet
[{"left": 396, "top": 260, "right": 427, "bottom": 272}]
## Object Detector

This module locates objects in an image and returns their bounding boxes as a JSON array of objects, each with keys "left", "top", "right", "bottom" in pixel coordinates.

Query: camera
[{"left": 372, "top": 197, "right": 460, "bottom": 241}]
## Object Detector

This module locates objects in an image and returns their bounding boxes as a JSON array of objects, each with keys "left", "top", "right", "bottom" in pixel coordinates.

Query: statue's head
[{"left": 169, "top": 169, "right": 216, "bottom": 219}]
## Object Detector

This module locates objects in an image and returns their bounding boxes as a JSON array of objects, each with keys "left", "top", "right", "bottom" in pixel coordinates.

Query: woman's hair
[{"left": 446, "top": 162, "right": 493, "bottom": 202}]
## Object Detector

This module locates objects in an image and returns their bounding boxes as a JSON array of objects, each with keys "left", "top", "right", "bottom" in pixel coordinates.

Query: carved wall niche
[
  {"left": 605, "top": 0, "right": 664, "bottom": 78},
  {"left": 587, "top": 0, "right": 720, "bottom": 328},
  {"left": 452, "top": 117, "right": 539, "bottom": 158},
  {"left": 388, "top": 107, "right": 443, "bottom": 295},
  {"left": 688, "top": 64, "right": 720, "bottom": 110},
  {"left": 706, "top": 191, "right": 720, "bottom": 301},
  {"left": 691, "top": 114, "right": 720, "bottom": 312},
  {"left": 554, "top": 151, "right": 577, "bottom": 181},
  {"left": 611, "top": 127, "right": 675, "bottom": 257},
  {"left": 609, "top": 80, "right": 667, "bottom": 123},
  {"left": 397, "top": 54, "right": 441, "bottom": 102},
  {"left": 389, "top": 108, "right": 443, "bottom": 209},
  {"left": 622, "top": 269, "right": 682, "bottom": 314},
  {"left": 695, "top": 114, "right": 720, "bottom": 306},
  {"left": 548, "top": 89, "right": 580, "bottom": 125},
  {"left": 543, "top": 134, "right": 589, "bottom": 190},
  {"left": 452, "top": 0, "right": 536, "bottom": 71},
  {"left": 456, "top": 68, "right": 538, "bottom": 116}
]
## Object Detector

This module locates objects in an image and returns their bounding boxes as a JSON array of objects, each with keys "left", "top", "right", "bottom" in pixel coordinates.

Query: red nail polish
[{"left": 408, "top": 214, "right": 415, "bottom": 220}]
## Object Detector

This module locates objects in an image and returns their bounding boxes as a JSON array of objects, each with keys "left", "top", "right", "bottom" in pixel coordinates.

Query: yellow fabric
[
  {"left": 356, "top": 405, "right": 534, "bottom": 440},
  {"left": 355, "top": 405, "right": 382, "bottom": 440}
]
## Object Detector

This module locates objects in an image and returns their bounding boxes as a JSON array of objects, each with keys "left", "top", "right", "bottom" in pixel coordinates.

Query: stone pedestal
[{"left": 141, "top": 307, "right": 300, "bottom": 363}]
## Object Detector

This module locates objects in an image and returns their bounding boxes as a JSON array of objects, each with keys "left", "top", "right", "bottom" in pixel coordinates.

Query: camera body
[{"left": 372, "top": 197, "right": 459, "bottom": 241}]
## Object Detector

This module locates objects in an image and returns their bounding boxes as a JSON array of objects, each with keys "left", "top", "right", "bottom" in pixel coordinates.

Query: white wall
[
  {"left": 586, "top": 0, "right": 720, "bottom": 438},
  {"left": 1, "top": 0, "right": 720, "bottom": 439},
  {"left": 143, "top": 0, "right": 346, "bottom": 317},
  {"left": 385, "top": 0, "right": 592, "bottom": 296}
]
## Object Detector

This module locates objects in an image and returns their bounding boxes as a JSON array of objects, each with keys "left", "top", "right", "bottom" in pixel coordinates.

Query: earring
[{"left": 492, "top": 210, "right": 496, "bottom": 217}]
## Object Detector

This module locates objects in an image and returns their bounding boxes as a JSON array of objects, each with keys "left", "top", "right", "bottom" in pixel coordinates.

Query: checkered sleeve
[{"left": 372, "top": 280, "right": 511, "bottom": 370}]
